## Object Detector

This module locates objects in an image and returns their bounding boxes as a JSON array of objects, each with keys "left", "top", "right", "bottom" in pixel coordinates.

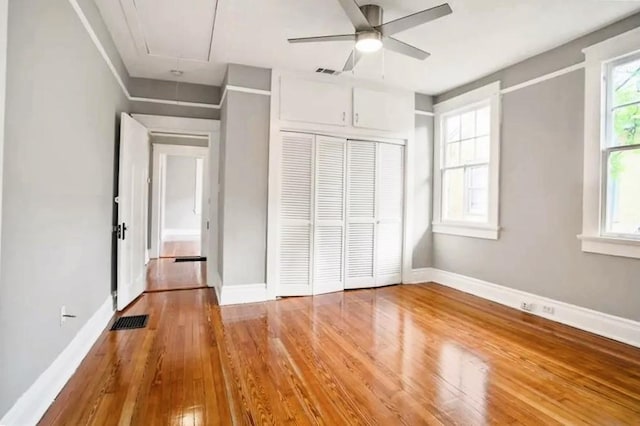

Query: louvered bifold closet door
[
  {"left": 313, "top": 136, "right": 346, "bottom": 295},
  {"left": 278, "top": 132, "right": 314, "bottom": 296},
  {"left": 376, "top": 143, "right": 404, "bottom": 286},
  {"left": 345, "top": 140, "right": 377, "bottom": 289}
]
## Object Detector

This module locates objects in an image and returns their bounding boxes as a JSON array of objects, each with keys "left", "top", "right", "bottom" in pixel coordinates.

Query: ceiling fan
[{"left": 288, "top": 0, "right": 452, "bottom": 71}]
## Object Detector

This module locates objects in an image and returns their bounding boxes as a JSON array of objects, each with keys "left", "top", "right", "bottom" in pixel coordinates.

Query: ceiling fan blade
[
  {"left": 376, "top": 3, "right": 452, "bottom": 36},
  {"left": 343, "top": 49, "right": 363, "bottom": 71},
  {"left": 384, "top": 37, "right": 430, "bottom": 60},
  {"left": 288, "top": 34, "right": 356, "bottom": 44},
  {"left": 336, "top": 0, "right": 372, "bottom": 31}
]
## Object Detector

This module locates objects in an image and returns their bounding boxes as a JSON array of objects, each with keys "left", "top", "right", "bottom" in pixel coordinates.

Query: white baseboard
[
  {"left": 404, "top": 267, "right": 436, "bottom": 284},
  {"left": 0, "top": 296, "right": 114, "bottom": 426},
  {"left": 407, "top": 268, "right": 640, "bottom": 349},
  {"left": 162, "top": 229, "right": 200, "bottom": 241},
  {"left": 218, "top": 283, "right": 269, "bottom": 306}
]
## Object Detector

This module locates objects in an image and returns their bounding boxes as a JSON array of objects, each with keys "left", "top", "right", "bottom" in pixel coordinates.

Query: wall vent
[{"left": 315, "top": 67, "right": 341, "bottom": 76}]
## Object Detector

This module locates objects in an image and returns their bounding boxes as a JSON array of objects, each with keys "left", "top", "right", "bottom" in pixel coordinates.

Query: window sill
[
  {"left": 432, "top": 222, "right": 500, "bottom": 240},
  {"left": 578, "top": 234, "right": 640, "bottom": 260}
]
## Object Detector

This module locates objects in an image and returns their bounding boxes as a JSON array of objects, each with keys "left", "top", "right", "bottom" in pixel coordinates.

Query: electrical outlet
[
  {"left": 520, "top": 302, "right": 535, "bottom": 312},
  {"left": 543, "top": 305, "right": 555, "bottom": 315}
]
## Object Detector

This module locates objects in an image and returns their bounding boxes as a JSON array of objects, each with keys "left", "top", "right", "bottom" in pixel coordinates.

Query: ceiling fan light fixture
[{"left": 355, "top": 31, "right": 382, "bottom": 53}]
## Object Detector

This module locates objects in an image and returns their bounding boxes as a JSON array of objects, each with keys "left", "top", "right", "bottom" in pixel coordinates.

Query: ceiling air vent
[{"left": 315, "top": 67, "right": 341, "bottom": 76}]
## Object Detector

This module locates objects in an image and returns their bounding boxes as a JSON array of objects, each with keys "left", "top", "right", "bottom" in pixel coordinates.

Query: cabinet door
[
  {"left": 313, "top": 136, "right": 346, "bottom": 295},
  {"left": 353, "top": 87, "right": 411, "bottom": 132},
  {"left": 280, "top": 78, "right": 350, "bottom": 126},
  {"left": 376, "top": 143, "right": 404, "bottom": 286},
  {"left": 345, "top": 140, "right": 377, "bottom": 289},
  {"left": 278, "top": 132, "right": 314, "bottom": 296}
]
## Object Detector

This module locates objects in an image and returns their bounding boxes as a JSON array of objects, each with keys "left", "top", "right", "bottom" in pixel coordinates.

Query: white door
[
  {"left": 277, "top": 132, "right": 314, "bottom": 296},
  {"left": 117, "top": 113, "right": 150, "bottom": 310},
  {"left": 313, "top": 135, "right": 346, "bottom": 295},
  {"left": 345, "top": 140, "right": 377, "bottom": 289},
  {"left": 376, "top": 143, "right": 404, "bottom": 286}
]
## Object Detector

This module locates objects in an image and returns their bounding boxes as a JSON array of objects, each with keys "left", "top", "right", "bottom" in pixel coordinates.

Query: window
[
  {"left": 581, "top": 27, "right": 640, "bottom": 259},
  {"left": 433, "top": 82, "right": 501, "bottom": 240},
  {"left": 603, "top": 54, "right": 640, "bottom": 238}
]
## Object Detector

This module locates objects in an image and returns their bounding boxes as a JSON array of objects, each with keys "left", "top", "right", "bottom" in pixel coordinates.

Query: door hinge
[{"left": 207, "top": 221, "right": 210, "bottom": 230}]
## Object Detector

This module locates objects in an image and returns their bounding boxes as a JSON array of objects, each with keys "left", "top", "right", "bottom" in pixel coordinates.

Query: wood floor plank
[{"left": 39, "top": 271, "right": 640, "bottom": 425}]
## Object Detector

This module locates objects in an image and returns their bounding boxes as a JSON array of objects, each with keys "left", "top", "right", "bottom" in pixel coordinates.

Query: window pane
[
  {"left": 460, "top": 111, "right": 475, "bottom": 140},
  {"left": 446, "top": 142, "right": 460, "bottom": 167},
  {"left": 611, "top": 104, "right": 640, "bottom": 147},
  {"left": 612, "top": 57, "right": 640, "bottom": 107},
  {"left": 476, "top": 106, "right": 490, "bottom": 136},
  {"left": 446, "top": 115, "right": 461, "bottom": 142},
  {"left": 468, "top": 165, "right": 488, "bottom": 189},
  {"left": 443, "top": 168, "right": 464, "bottom": 221},
  {"left": 475, "top": 136, "right": 490, "bottom": 162},
  {"left": 460, "top": 139, "right": 475, "bottom": 164},
  {"left": 606, "top": 148, "right": 640, "bottom": 236},
  {"left": 468, "top": 188, "right": 488, "bottom": 216}
]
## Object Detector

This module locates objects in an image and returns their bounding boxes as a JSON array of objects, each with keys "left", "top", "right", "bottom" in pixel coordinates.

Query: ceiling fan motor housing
[{"left": 360, "top": 4, "right": 383, "bottom": 27}]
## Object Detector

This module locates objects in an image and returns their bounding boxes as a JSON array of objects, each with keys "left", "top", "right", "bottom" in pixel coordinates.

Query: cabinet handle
[{"left": 355, "top": 113, "right": 359, "bottom": 124}]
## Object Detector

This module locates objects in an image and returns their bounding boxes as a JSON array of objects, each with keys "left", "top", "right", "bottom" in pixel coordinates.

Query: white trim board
[
  {"left": 405, "top": 268, "right": 640, "bottom": 349},
  {"left": 0, "top": 296, "right": 114, "bottom": 426},
  {"left": 217, "top": 283, "right": 270, "bottom": 306},
  {"left": 500, "top": 62, "right": 585, "bottom": 95},
  {"left": 67, "top": 0, "right": 270, "bottom": 110}
]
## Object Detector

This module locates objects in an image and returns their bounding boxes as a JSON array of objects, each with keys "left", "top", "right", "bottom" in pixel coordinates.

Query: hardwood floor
[
  {"left": 40, "top": 284, "right": 640, "bottom": 425},
  {"left": 160, "top": 240, "right": 201, "bottom": 258},
  {"left": 146, "top": 258, "right": 207, "bottom": 292}
]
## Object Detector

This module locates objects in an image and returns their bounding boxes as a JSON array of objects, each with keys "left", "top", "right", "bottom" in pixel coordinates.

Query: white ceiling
[{"left": 95, "top": 0, "right": 640, "bottom": 95}]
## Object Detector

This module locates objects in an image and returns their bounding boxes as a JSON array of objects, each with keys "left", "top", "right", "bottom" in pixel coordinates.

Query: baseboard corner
[
  {"left": 404, "top": 267, "right": 436, "bottom": 284},
  {"left": 218, "top": 283, "right": 268, "bottom": 306}
]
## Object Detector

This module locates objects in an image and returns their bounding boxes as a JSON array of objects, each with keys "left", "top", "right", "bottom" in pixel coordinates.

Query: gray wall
[
  {"left": 413, "top": 93, "right": 434, "bottom": 269},
  {"left": 433, "top": 18, "right": 640, "bottom": 321},
  {"left": 218, "top": 64, "right": 271, "bottom": 286},
  {"left": 164, "top": 155, "right": 200, "bottom": 232},
  {"left": 0, "top": 0, "right": 129, "bottom": 417},
  {"left": 129, "top": 78, "right": 221, "bottom": 120}
]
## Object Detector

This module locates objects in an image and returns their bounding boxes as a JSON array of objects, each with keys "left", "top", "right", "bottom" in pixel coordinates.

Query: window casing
[
  {"left": 433, "top": 82, "right": 501, "bottom": 240},
  {"left": 580, "top": 27, "right": 640, "bottom": 259}
]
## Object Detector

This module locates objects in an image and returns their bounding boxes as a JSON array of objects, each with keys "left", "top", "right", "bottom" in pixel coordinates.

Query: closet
[{"left": 276, "top": 131, "right": 404, "bottom": 297}]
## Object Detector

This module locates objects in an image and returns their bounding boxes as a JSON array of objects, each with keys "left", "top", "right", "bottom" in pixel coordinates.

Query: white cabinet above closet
[
  {"left": 280, "top": 78, "right": 350, "bottom": 127},
  {"left": 275, "top": 73, "right": 414, "bottom": 136},
  {"left": 353, "top": 87, "right": 412, "bottom": 133}
]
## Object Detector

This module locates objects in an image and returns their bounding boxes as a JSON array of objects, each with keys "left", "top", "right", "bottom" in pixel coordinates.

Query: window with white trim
[
  {"left": 603, "top": 53, "right": 640, "bottom": 238},
  {"left": 580, "top": 27, "right": 640, "bottom": 259},
  {"left": 433, "top": 82, "right": 501, "bottom": 240}
]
